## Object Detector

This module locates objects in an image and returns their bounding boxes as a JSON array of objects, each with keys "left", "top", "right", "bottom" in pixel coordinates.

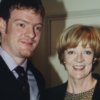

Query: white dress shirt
[{"left": 0, "top": 47, "right": 39, "bottom": 100}]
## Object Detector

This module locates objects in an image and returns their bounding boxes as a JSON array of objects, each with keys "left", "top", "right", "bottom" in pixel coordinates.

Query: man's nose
[{"left": 27, "top": 28, "right": 36, "bottom": 38}]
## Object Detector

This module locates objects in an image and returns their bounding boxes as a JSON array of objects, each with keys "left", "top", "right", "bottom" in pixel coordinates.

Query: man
[{"left": 0, "top": 0, "right": 45, "bottom": 100}]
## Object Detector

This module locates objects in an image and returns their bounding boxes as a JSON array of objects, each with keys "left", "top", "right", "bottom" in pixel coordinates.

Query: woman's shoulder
[
  {"left": 44, "top": 82, "right": 67, "bottom": 100},
  {"left": 92, "top": 73, "right": 100, "bottom": 80},
  {"left": 46, "top": 82, "right": 67, "bottom": 92},
  {"left": 92, "top": 73, "right": 100, "bottom": 100}
]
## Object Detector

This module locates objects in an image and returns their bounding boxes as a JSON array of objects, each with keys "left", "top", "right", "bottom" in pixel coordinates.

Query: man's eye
[
  {"left": 20, "top": 23, "right": 25, "bottom": 27},
  {"left": 33, "top": 24, "right": 43, "bottom": 33},
  {"left": 36, "top": 26, "right": 42, "bottom": 31},
  {"left": 17, "top": 23, "right": 25, "bottom": 28},
  {"left": 34, "top": 26, "right": 42, "bottom": 32}
]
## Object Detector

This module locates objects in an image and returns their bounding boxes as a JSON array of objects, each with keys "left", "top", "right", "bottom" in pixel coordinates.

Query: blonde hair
[{"left": 57, "top": 24, "right": 100, "bottom": 65}]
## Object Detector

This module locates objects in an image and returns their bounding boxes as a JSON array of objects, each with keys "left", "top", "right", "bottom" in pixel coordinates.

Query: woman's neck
[{"left": 67, "top": 76, "right": 97, "bottom": 94}]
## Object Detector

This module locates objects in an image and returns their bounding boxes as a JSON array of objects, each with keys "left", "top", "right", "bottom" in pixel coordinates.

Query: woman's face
[{"left": 64, "top": 42, "right": 94, "bottom": 80}]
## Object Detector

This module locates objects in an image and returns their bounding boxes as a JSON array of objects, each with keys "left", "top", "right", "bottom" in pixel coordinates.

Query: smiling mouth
[
  {"left": 73, "top": 65, "right": 85, "bottom": 70},
  {"left": 21, "top": 40, "right": 33, "bottom": 46}
]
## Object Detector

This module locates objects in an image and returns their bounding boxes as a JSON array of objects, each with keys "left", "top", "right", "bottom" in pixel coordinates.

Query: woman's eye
[
  {"left": 84, "top": 51, "right": 93, "bottom": 55},
  {"left": 67, "top": 51, "right": 74, "bottom": 54}
]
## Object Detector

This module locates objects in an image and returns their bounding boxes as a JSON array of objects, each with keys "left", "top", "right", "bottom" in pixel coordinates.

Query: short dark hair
[{"left": 0, "top": 0, "right": 45, "bottom": 21}]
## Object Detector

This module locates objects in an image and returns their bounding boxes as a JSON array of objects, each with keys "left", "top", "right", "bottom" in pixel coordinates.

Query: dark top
[
  {"left": 43, "top": 73, "right": 100, "bottom": 100},
  {"left": 0, "top": 56, "right": 45, "bottom": 100}
]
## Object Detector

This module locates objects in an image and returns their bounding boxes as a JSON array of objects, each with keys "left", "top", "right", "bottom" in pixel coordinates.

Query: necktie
[{"left": 15, "top": 66, "right": 30, "bottom": 100}]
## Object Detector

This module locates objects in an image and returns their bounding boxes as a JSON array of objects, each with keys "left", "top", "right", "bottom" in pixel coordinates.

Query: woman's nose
[{"left": 76, "top": 53, "right": 84, "bottom": 62}]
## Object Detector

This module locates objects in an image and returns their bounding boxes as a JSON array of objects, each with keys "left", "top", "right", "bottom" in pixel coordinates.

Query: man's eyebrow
[
  {"left": 34, "top": 23, "right": 43, "bottom": 26},
  {"left": 14, "top": 19, "right": 43, "bottom": 26},
  {"left": 14, "top": 19, "right": 30, "bottom": 24}
]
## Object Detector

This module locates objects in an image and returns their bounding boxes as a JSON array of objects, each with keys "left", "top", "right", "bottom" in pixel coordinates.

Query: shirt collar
[{"left": 0, "top": 47, "right": 27, "bottom": 71}]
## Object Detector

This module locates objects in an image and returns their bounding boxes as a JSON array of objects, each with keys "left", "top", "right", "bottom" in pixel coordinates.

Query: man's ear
[{"left": 0, "top": 17, "right": 6, "bottom": 34}]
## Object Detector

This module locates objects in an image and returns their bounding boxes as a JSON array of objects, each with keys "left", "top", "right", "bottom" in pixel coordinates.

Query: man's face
[{"left": 2, "top": 9, "right": 43, "bottom": 60}]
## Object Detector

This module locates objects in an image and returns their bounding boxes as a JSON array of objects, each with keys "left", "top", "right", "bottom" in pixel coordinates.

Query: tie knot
[
  {"left": 14, "top": 66, "right": 30, "bottom": 99},
  {"left": 15, "top": 66, "right": 26, "bottom": 77}
]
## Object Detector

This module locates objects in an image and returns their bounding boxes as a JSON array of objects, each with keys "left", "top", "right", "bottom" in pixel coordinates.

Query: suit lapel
[
  {"left": 27, "top": 59, "right": 45, "bottom": 95},
  {"left": 0, "top": 56, "right": 22, "bottom": 99}
]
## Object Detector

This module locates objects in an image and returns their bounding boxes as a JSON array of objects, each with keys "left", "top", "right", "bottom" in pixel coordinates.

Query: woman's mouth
[{"left": 73, "top": 65, "right": 85, "bottom": 70}]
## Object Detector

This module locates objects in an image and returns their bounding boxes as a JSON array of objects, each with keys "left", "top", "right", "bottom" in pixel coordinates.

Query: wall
[{"left": 33, "top": 0, "right": 100, "bottom": 88}]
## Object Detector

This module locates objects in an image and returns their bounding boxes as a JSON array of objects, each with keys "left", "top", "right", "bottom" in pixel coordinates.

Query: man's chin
[{"left": 21, "top": 51, "right": 33, "bottom": 58}]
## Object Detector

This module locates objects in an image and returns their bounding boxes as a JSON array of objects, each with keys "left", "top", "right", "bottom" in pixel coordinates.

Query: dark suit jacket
[
  {"left": 0, "top": 56, "right": 45, "bottom": 100},
  {"left": 44, "top": 73, "right": 100, "bottom": 100}
]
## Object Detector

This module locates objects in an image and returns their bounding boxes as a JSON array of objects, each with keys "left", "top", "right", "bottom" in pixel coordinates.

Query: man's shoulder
[
  {"left": 27, "top": 59, "right": 43, "bottom": 77},
  {"left": 27, "top": 59, "right": 45, "bottom": 86}
]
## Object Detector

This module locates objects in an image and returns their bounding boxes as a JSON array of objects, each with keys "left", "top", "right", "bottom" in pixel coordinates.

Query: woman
[{"left": 44, "top": 24, "right": 100, "bottom": 100}]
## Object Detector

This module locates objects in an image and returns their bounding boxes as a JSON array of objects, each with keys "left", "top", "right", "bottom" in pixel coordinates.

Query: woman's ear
[
  {"left": 0, "top": 17, "right": 6, "bottom": 34},
  {"left": 63, "top": 54, "right": 66, "bottom": 64},
  {"left": 93, "top": 58, "right": 97, "bottom": 64}
]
